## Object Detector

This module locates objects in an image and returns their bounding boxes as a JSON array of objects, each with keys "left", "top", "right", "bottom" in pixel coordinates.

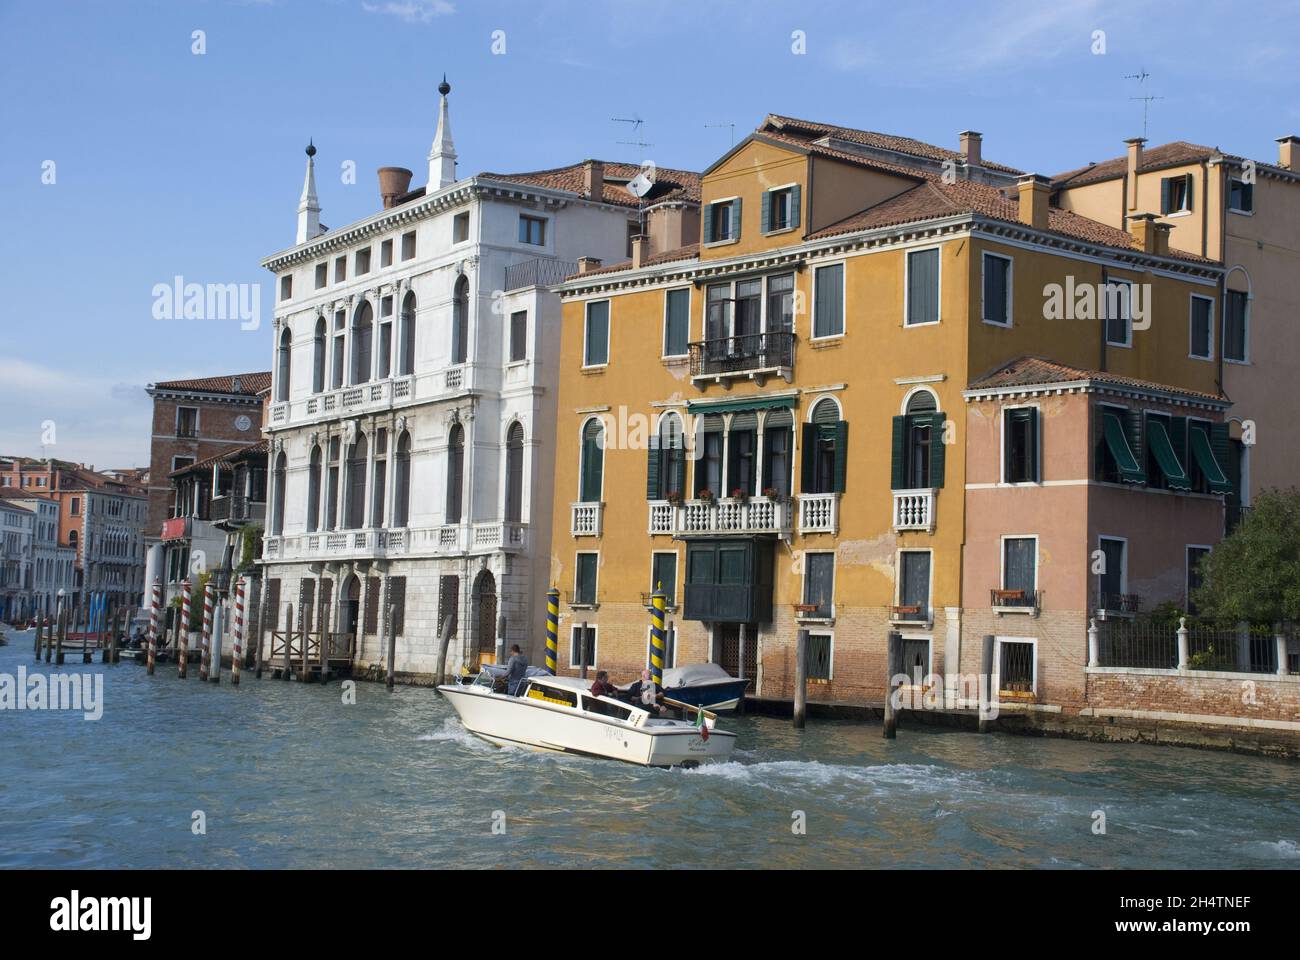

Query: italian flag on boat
[{"left": 696, "top": 706, "right": 709, "bottom": 742}]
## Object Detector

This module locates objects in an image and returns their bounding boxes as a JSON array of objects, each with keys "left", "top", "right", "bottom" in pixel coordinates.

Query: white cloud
[{"left": 361, "top": 0, "right": 455, "bottom": 23}]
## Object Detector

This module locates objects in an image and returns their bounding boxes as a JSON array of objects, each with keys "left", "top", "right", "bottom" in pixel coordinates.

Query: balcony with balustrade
[
  {"left": 268, "top": 372, "right": 449, "bottom": 430},
  {"left": 262, "top": 522, "right": 527, "bottom": 563},
  {"left": 646, "top": 496, "right": 792, "bottom": 538},
  {"left": 688, "top": 331, "right": 795, "bottom": 386},
  {"left": 797, "top": 493, "right": 839, "bottom": 535},
  {"left": 571, "top": 502, "right": 604, "bottom": 537},
  {"left": 892, "top": 488, "right": 937, "bottom": 533}
]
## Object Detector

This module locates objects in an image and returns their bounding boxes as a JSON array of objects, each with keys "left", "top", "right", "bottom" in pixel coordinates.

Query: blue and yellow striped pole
[
  {"left": 649, "top": 582, "right": 667, "bottom": 686},
  {"left": 545, "top": 587, "right": 559, "bottom": 674}
]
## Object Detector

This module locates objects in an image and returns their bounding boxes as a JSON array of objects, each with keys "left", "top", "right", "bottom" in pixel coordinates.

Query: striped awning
[{"left": 685, "top": 395, "right": 796, "bottom": 415}]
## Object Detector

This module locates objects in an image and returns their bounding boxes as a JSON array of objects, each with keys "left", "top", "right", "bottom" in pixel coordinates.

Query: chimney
[
  {"left": 1277, "top": 135, "right": 1300, "bottom": 170},
  {"left": 959, "top": 130, "right": 982, "bottom": 167},
  {"left": 577, "top": 256, "right": 603, "bottom": 274},
  {"left": 1016, "top": 173, "right": 1050, "bottom": 230},
  {"left": 1124, "top": 137, "right": 1146, "bottom": 211},
  {"left": 631, "top": 234, "right": 647, "bottom": 268},
  {"left": 1129, "top": 212, "right": 1171, "bottom": 254},
  {"left": 583, "top": 160, "right": 605, "bottom": 201},
  {"left": 378, "top": 167, "right": 414, "bottom": 209}
]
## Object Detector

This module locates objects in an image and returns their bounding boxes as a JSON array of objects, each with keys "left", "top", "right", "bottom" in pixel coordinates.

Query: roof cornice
[{"left": 963, "top": 378, "right": 1229, "bottom": 411}]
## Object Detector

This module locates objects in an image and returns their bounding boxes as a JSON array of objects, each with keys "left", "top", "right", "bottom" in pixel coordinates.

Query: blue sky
[{"left": 1, "top": 0, "right": 1296, "bottom": 468}]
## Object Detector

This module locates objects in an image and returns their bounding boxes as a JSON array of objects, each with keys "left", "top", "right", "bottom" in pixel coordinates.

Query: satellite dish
[{"left": 626, "top": 160, "right": 657, "bottom": 199}]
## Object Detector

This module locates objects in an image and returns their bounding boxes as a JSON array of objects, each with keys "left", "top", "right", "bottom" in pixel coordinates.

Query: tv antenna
[
  {"left": 1123, "top": 69, "right": 1161, "bottom": 139},
  {"left": 612, "top": 115, "right": 654, "bottom": 157},
  {"left": 706, "top": 122, "right": 736, "bottom": 147}
]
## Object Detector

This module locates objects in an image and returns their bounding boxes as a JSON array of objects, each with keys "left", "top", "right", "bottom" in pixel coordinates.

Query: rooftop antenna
[
  {"left": 1123, "top": 68, "right": 1161, "bottom": 140},
  {"left": 706, "top": 122, "right": 736, "bottom": 148},
  {"left": 611, "top": 115, "right": 654, "bottom": 159}
]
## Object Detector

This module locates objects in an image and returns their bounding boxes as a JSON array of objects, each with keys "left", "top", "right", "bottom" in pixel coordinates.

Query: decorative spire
[
  {"left": 297, "top": 140, "right": 322, "bottom": 245},
  {"left": 428, "top": 75, "right": 457, "bottom": 191}
]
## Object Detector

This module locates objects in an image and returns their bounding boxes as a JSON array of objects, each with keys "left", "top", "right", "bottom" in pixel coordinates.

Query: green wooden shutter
[
  {"left": 1160, "top": 178, "right": 1171, "bottom": 215},
  {"left": 760, "top": 190, "right": 771, "bottom": 233},
  {"left": 800, "top": 422, "right": 816, "bottom": 492},
  {"left": 891, "top": 416, "right": 907, "bottom": 490},
  {"left": 646, "top": 434, "right": 661, "bottom": 500},
  {"left": 790, "top": 184, "right": 801, "bottom": 230},
  {"left": 1169, "top": 416, "right": 1187, "bottom": 476},
  {"left": 730, "top": 198, "right": 742, "bottom": 240},
  {"left": 673, "top": 438, "right": 687, "bottom": 498},
  {"left": 832, "top": 421, "right": 849, "bottom": 493},
  {"left": 702, "top": 203, "right": 714, "bottom": 243},
  {"left": 929, "top": 413, "right": 946, "bottom": 488},
  {"left": 1124, "top": 408, "right": 1144, "bottom": 473},
  {"left": 1026, "top": 408, "right": 1040, "bottom": 482},
  {"left": 1184, "top": 174, "right": 1194, "bottom": 212}
]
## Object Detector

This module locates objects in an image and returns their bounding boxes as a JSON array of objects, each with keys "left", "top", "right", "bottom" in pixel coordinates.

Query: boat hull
[
  {"left": 438, "top": 685, "right": 735, "bottom": 767},
  {"left": 663, "top": 679, "right": 750, "bottom": 713}
]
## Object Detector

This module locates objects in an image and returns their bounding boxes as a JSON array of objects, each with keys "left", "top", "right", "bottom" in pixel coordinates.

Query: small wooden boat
[
  {"left": 657, "top": 663, "right": 751, "bottom": 713},
  {"left": 438, "top": 670, "right": 736, "bottom": 768}
]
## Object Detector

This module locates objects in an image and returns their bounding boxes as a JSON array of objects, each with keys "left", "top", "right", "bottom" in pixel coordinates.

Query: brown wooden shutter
[
  {"left": 388, "top": 577, "right": 406, "bottom": 635},
  {"left": 438, "top": 575, "right": 459, "bottom": 636},
  {"left": 364, "top": 576, "right": 380, "bottom": 635},
  {"left": 319, "top": 579, "right": 333, "bottom": 637},
  {"left": 266, "top": 578, "right": 281, "bottom": 627},
  {"left": 301, "top": 579, "right": 316, "bottom": 633}
]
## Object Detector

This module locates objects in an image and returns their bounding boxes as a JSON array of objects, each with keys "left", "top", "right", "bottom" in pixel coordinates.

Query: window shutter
[
  {"left": 646, "top": 434, "right": 661, "bottom": 500},
  {"left": 800, "top": 422, "right": 816, "bottom": 492},
  {"left": 730, "top": 198, "right": 741, "bottom": 240},
  {"left": 1184, "top": 174, "right": 1194, "bottom": 212},
  {"left": 1124, "top": 408, "right": 1144, "bottom": 469},
  {"left": 832, "top": 421, "right": 849, "bottom": 493},
  {"left": 790, "top": 184, "right": 801, "bottom": 230},
  {"left": 891, "top": 416, "right": 907, "bottom": 490},
  {"left": 673, "top": 438, "right": 687, "bottom": 499},
  {"left": 760, "top": 190, "right": 771, "bottom": 233},
  {"left": 1160, "top": 178, "right": 1171, "bottom": 215},
  {"left": 364, "top": 576, "right": 380, "bottom": 635},
  {"left": 702, "top": 203, "right": 714, "bottom": 244},
  {"left": 929, "top": 413, "right": 946, "bottom": 488},
  {"left": 1210, "top": 422, "right": 1232, "bottom": 469},
  {"left": 1169, "top": 416, "right": 1187, "bottom": 473},
  {"left": 1026, "top": 408, "right": 1040, "bottom": 481}
]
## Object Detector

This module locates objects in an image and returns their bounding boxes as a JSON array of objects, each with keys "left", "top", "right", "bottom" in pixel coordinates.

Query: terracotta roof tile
[
  {"left": 761, "top": 114, "right": 1024, "bottom": 175},
  {"left": 1051, "top": 141, "right": 1231, "bottom": 188},
  {"left": 565, "top": 243, "right": 701, "bottom": 280},
  {"left": 968, "top": 355, "right": 1227, "bottom": 403},
  {"left": 170, "top": 441, "right": 268, "bottom": 478},
  {"left": 152, "top": 372, "right": 272, "bottom": 395},
  {"left": 480, "top": 161, "right": 701, "bottom": 208}
]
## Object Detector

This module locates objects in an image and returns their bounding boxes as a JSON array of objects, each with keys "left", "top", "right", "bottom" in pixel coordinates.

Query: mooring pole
[
  {"left": 649, "top": 584, "right": 667, "bottom": 687},
  {"left": 979, "top": 634, "right": 995, "bottom": 734},
  {"left": 110, "top": 606, "right": 121, "bottom": 664},
  {"left": 254, "top": 577, "right": 267, "bottom": 678},
  {"left": 82, "top": 596, "right": 93, "bottom": 663},
  {"left": 579, "top": 620, "right": 589, "bottom": 680},
  {"left": 434, "top": 614, "right": 455, "bottom": 686},
  {"left": 146, "top": 579, "right": 161, "bottom": 675},
  {"left": 210, "top": 601, "right": 224, "bottom": 684},
  {"left": 385, "top": 603, "right": 397, "bottom": 690},
  {"left": 34, "top": 613, "right": 43, "bottom": 660},
  {"left": 794, "top": 629, "right": 808, "bottom": 729},
  {"left": 200, "top": 580, "right": 214, "bottom": 681},
  {"left": 281, "top": 603, "right": 293, "bottom": 679},
  {"left": 231, "top": 577, "right": 245, "bottom": 686},
  {"left": 883, "top": 630, "right": 901, "bottom": 739},
  {"left": 545, "top": 587, "right": 559, "bottom": 675},
  {"left": 178, "top": 580, "right": 191, "bottom": 678}
]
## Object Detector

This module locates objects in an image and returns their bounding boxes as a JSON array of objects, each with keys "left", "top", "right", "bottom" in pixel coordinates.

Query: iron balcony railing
[
  {"left": 211, "top": 495, "right": 265, "bottom": 524},
  {"left": 1096, "top": 591, "right": 1141, "bottom": 617},
  {"left": 504, "top": 258, "right": 579, "bottom": 291},
  {"left": 688, "top": 331, "right": 795, "bottom": 378},
  {"left": 991, "top": 588, "right": 1042, "bottom": 612}
]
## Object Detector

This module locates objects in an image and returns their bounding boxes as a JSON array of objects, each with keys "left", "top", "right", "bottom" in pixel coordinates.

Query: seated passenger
[{"left": 627, "top": 670, "right": 666, "bottom": 716}]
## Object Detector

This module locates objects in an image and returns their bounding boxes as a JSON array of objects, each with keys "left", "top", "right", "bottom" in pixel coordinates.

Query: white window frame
[
  {"left": 998, "top": 533, "right": 1039, "bottom": 595},
  {"left": 981, "top": 251, "right": 1013, "bottom": 327},
  {"left": 1097, "top": 534, "right": 1128, "bottom": 595},
  {"left": 999, "top": 402, "right": 1042, "bottom": 485},
  {"left": 801, "top": 550, "right": 836, "bottom": 621},
  {"left": 577, "top": 415, "right": 607, "bottom": 502},
  {"left": 897, "top": 632, "right": 932, "bottom": 683},
  {"left": 649, "top": 549, "right": 679, "bottom": 609},
  {"left": 993, "top": 636, "right": 1038, "bottom": 695},
  {"left": 573, "top": 550, "right": 600, "bottom": 610},
  {"left": 704, "top": 196, "right": 739, "bottom": 247},
  {"left": 1163, "top": 174, "right": 1193, "bottom": 215},
  {"left": 582, "top": 299, "right": 611, "bottom": 369},
  {"left": 903, "top": 244, "right": 943, "bottom": 328},
  {"left": 518, "top": 213, "right": 548, "bottom": 248},
  {"left": 1188, "top": 293, "right": 1215, "bottom": 361},
  {"left": 894, "top": 547, "right": 934, "bottom": 622},
  {"left": 175, "top": 405, "right": 200, "bottom": 436},
  {"left": 1104, "top": 278, "right": 1135, "bottom": 349},
  {"left": 662, "top": 286, "right": 692, "bottom": 359},
  {"left": 569, "top": 623, "right": 598, "bottom": 669},
  {"left": 810, "top": 259, "right": 847, "bottom": 341},
  {"left": 1223, "top": 288, "right": 1251, "bottom": 365},
  {"left": 805, "top": 629, "right": 835, "bottom": 682},
  {"left": 1227, "top": 177, "right": 1254, "bottom": 216}
]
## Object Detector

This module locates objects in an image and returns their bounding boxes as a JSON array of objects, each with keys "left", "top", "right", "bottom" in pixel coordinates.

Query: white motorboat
[{"left": 438, "top": 669, "right": 737, "bottom": 768}]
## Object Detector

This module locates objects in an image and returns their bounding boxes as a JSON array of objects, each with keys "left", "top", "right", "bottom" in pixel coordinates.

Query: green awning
[
  {"left": 1146, "top": 418, "right": 1192, "bottom": 491},
  {"left": 685, "top": 395, "right": 797, "bottom": 415},
  {"left": 1190, "top": 426, "right": 1234, "bottom": 494},
  {"left": 1102, "top": 413, "right": 1145, "bottom": 484}
]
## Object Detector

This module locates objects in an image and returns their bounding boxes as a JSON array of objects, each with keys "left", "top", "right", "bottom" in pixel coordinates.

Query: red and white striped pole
[
  {"left": 178, "top": 579, "right": 192, "bottom": 678},
  {"left": 146, "top": 579, "right": 161, "bottom": 676},
  {"left": 200, "top": 579, "right": 214, "bottom": 682},
  {"left": 231, "top": 577, "right": 245, "bottom": 686}
]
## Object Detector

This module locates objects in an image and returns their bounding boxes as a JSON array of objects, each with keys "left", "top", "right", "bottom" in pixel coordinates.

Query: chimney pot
[
  {"left": 631, "top": 235, "right": 647, "bottom": 269},
  {"left": 1016, "top": 173, "right": 1051, "bottom": 230},
  {"left": 1124, "top": 137, "right": 1146, "bottom": 211},
  {"left": 377, "top": 167, "right": 414, "bottom": 209},
  {"left": 1277, "top": 135, "right": 1300, "bottom": 170},
  {"left": 1129, "top": 212, "right": 1167, "bottom": 254},
  {"left": 959, "top": 130, "right": 982, "bottom": 167},
  {"left": 582, "top": 160, "right": 605, "bottom": 201},
  {"left": 577, "top": 256, "right": 603, "bottom": 274}
]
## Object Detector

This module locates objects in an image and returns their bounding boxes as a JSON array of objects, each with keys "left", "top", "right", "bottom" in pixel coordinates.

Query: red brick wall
[{"left": 1086, "top": 669, "right": 1300, "bottom": 723}]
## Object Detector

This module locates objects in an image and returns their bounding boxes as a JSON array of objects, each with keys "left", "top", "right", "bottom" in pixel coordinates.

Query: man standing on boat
[{"left": 505, "top": 644, "right": 529, "bottom": 696}]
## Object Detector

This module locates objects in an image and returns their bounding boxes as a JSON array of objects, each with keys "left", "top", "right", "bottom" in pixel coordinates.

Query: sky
[{"left": 1, "top": 0, "right": 1297, "bottom": 469}]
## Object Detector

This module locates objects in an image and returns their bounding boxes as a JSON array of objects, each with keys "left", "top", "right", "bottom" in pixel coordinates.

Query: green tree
[{"left": 1192, "top": 488, "right": 1300, "bottom": 625}]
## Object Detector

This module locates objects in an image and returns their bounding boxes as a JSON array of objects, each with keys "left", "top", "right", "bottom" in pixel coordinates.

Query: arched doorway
[
  {"left": 340, "top": 575, "right": 361, "bottom": 645},
  {"left": 472, "top": 569, "right": 497, "bottom": 667}
]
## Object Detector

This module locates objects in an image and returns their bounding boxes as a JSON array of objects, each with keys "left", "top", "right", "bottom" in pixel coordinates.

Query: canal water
[{"left": 3, "top": 631, "right": 1298, "bottom": 869}]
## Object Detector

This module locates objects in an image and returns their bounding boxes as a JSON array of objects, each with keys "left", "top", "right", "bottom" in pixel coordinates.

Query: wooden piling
[
  {"left": 883, "top": 630, "right": 901, "bottom": 739},
  {"left": 178, "top": 580, "right": 191, "bottom": 678},
  {"left": 109, "top": 606, "right": 120, "bottom": 664},
  {"left": 281, "top": 603, "right": 293, "bottom": 679},
  {"left": 34, "top": 614, "right": 43, "bottom": 660},
  {"left": 579, "top": 620, "right": 589, "bottom": 679},
  {"left": 385, "top": 603, "right": 397, "bottom": 690},
  {"left": 46, "top": 607, "right": 56, "bottom": 662},
  {"left": 146, "top": 580, "right": 161, "bottom": 676},
  {"left": 230, "top": 578, "right": 244, "bottom": 686},
  {"left": 200, "top": 580, "right": 214, "bottom": 681},
  {"left": 793, "top": 629, "right": 808, "bottom": 729},
  {"left": 82, "top": 599, "right": 93, "bottom": 663},
  {"left": 434, "top": 615, "right": 454, "bottom": 687},
  {"left": 210, "top": 602, "right": 223, "bottom": 684},
  {"left": 55, "top": 605, "right": 66, "bottom": 665},
  {"left": 978, "top": 634, "right": 995, "bottom": 733}
]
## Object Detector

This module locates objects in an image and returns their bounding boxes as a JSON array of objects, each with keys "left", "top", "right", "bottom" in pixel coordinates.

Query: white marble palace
[{"left": 259, "top": 78, "right": 699, "bottom": 675}]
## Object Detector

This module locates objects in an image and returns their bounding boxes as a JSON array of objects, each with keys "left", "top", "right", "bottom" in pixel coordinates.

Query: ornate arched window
[
  {"left": 452, "top": 275, "right": 469, "bottom": 365},
  {"left": 505, "top": 422, "right": 524, "bottom": 522},
  {"left": 446, "top": 424, "right": 465, "bottom": 522},
  {"left": 275, "top": 328, "right": 292, "bottom": 402},
  {"left": 351, "top": 301, "right": 373, "bottom": 385}
]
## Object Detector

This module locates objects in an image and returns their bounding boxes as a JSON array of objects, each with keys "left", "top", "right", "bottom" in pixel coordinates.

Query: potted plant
[
  {"left": 762, "top": 486, "right": 782, "bottom": 502},
  {"left": 731, "top": 487, "right": 749, "bottom": 503},
  {"left": 696, "top": 489, "right": 715, "bottom": 503},
  {"left": 665, "top": 490, "right": 683, "bottom": 506}
]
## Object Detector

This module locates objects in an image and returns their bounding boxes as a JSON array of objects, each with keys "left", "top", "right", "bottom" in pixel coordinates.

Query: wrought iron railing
[
  {"left": 504, "top": 258, "right": 579, "bottom": 291},
  {"left": 688, "top": 331, "right": 794, "bottom": 378},
  {"left": 1096, "top": 619, "right": 1177, "bottom": 669},
  {"left": 990, "top": 588, "right": 1041, "bottom": 611},
  {"left": 1096, "top": 591, "right": 1141, "bottom": 616}
]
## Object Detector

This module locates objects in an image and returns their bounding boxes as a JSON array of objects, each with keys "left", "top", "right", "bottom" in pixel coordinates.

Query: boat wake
[
  {"left": 679, "top": 759, "right": 984, "bottom": 798},
  {"left": 417, "top": 718, "right": 497, "bottom": 751}
]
